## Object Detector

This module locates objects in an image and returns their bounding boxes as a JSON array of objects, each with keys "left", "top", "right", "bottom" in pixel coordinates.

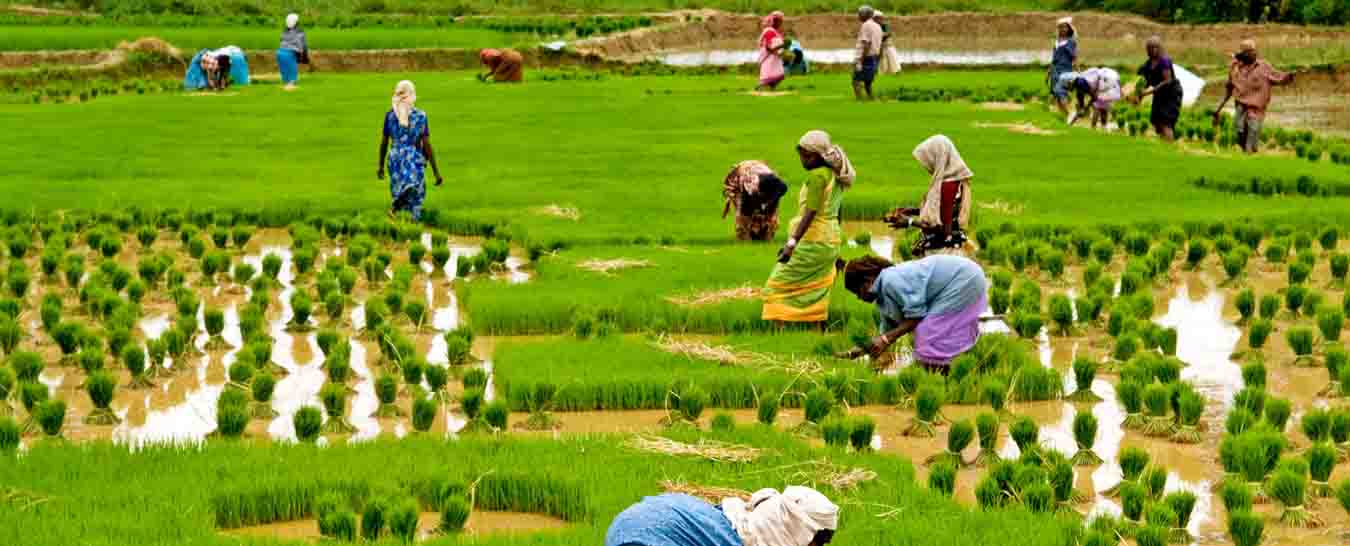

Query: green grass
[
  {"left": 1, "top": 70, "right": 1344, "bottom": 247},
  {"left": 0, "top": 25, "right": 519, "bottom": 52},
  {"left": 0, "top": 429, "right": 1082, "bottom": 546}
]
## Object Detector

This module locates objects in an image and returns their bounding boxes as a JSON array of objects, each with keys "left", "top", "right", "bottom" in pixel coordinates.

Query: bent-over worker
[
  {"left": 724, "top": 161, "right": 789, "bottom": 242},
  {"left": 605, "top": 486, "right": 839, "bottom": 546},
  {"left": 842, "top": 254, "right": 988, "bottom": 373},
  {"left": 884, "top": 135, "right": 974, "bottom": 257},
  {"left": 479, "top": 49, "right": 524, "bottom": 83}
]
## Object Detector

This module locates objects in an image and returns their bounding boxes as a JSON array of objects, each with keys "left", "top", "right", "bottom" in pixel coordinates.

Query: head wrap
[
  {"left": 286, "top": 13, "right": 299, "bottom": 29},
  {"left": 912, "top": 135, "right": 974, "bottom": 229},
  {"left": 723, "top": 160, "right": 775, "bottom": 218},
  {"left": 872, "top": 10, "right": 884, "bottom": 20},
  {"left": 797, "top": 130, "right": 856, "bottom": 187},
  {"left": 721, "top": 487, "right": 839, "bottom": 546},
  {"left": 844, "top": 255, "right": 895, "bottom": 295},
  {"left": 762, "top": 11, "right": 784, "bottom": 29},
  {"left": 1239, "top": 39, "right": 1257, "bottom": 54},
  {"left": 1056, "top": 16, "right": 1076, "bottom": 37},
  {"left": 392, "top": 80, "right": 416, "bottom": 128},
  {"left": 480, "top": 48, "right": 502, "bottom": 66},
  {"left": 857, "top": 5, "right": 874, "bottom": 20}
]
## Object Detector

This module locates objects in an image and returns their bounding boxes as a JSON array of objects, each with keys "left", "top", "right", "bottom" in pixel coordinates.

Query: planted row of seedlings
[
  {"left": 1192, "top": 174, "right": 1350, "bottom": 198},
  {"left": 1111, "top": 103, "right": 1350, "bottom": 166}
]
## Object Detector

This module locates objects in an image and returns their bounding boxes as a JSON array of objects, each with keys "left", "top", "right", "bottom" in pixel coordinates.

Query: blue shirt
[
  {"left": 605, "top": 494, "right": 743, "bottom": 546},
  {"left": 873, "top": 255, "right": 987, "bottom": 329},
  {"left": 1052, "top": 38, "right": 1077, "bottom": 73}
]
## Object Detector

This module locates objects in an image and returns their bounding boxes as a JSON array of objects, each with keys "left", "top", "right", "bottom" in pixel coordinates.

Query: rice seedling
[
  {"left": 1102, "top": 446, "right": 1150, "bottom": 499},
  {"left": 0, "top": 415, "right": 17, "bottom": 453},
  {"left": 121, "top": 344, "right": 151, "bottom": 389},
  {"left": 1322, "top": 346, "right": 1346, "bottom": 396},
  {"left": 360, "top": 496, "right": 387, "bottom": 541},
  {"left": 1235, "top": 387, "right": 1267, "bottom": 416},
  {"left": 1223, "top": 251, "right": 1248, "bottom": 282},
  {"left": 1247, "top": 319, "right": 1273, "bottom": 350},
  {"left": 1022, "top": 482, "right": 1054, "bottom": 513},
  {"left": 1144, "top": 502, "right": 1178, "bottom": 536},
  {"left": 1268, "top": 469, "right": 1319, "bottom": 527},
  {"left": 1263, "top": 398, "right": 1291, "bottom": 431},
  {"left": 1241, "top": 359, "right": 1266, "bottom": 389},
  {"left": 905, "top": 386, "right": 940, "bottom": 437},
  {"left": 1301, "top": 408, "right": 1332, "bottom": 445},
  {"left": 35, "top": 399, "right": 65, "bottom": 438},
  {"left": 50, "top": 322, "right": 82, "bottom": 364},
  {"left": 214, "top": 389, "right": 249, "bottom": 439},
  {"left": 1120, "top": 481, "right": 1147, "bottom": 523},
  {"left": 981, "top": 377, "right": 1008, "bottom": 416},
  {"left": 439, "top": 495, "right": 471, "bottom": 534},
  {"left": 970, "top": 412, "right": 1002, "bottom": 467},
  {"left": 1317, "top": 306, "right": 1343, "bottom": 343},
  {"left": 288, "top": 291, "right": 313, "bottom": 332},
  {"left": 803, "top": 387, "right": 834, "bottom": 425},
  {"left": 411, "top": 397, "right": 437, "bottom": 433},
  {"left": 0, "top": 367, "right": 13, "bottom": 416},
  {"left": 226, "top": 360, "right": 254, "bottom": 391},
  {"left": 83, "top": 371, "right": 119, "bottom": 425},
  {"left": 1158, "top": 327, "right": 1178, "bottom": 356},
  {"left": 400, "top": 358, "right": 424, "bottom": 394},
  {"left": 928, "top": 419, "right": 971, "bottom": 467},
  {"left": 1071, "top": 412, "right": 1101, "bottom": 466},
  {"left": 1111, "top": 380, "right": 1145, "bottom": 431},
  {"left": 1137, "top": 465, "right": 1167, "bottom": 501},
  {"left": 1008, "top": 415, "right": 1038, "bottom": 456},
  {"left": 1285, "top": 285, "right": 1307, "bottom": 316},
  {"left": 1113, "top": 334, "right": 1140, "bottom": 362},
  {"left": 462, "top": 368, "right": 488, "bottom": 390},
  {"left": 424, "top": 364, "right": 449, "bottom": 403},
  {"left": 293, "top": 406, "right": 322, "bottom": 443},
  {"left": 974, "top": 474, "right": 1004, "bottom": 510},
  {"left": 1142, "top": 383, "right": 1173, "bottom": 436},
  {"left": 319, "top": 382, "right": 355, "bottom": 435},
  {"left": 1338, "top": 480, "right": 1350, "bottom": 514},
  {"left": 375, "top": 374, "right": 402, "bottom": 418},
  {"left": 250, "top": 371, "right": 277, "bottom": 419},
  {"left": 1066, "top": 358, "right": 1101, "bottom": 403},
  {"left": 1226, "top": 510, "right": 1265, "bottom": 546},
  {"left": 484, "top": 400, "right": 510, "bottom": 431},
  {"left": 1235, "top": 429, "right": 1285, "bottom": 503},
  {"left": 926, "top": 461, "right": 957, "bottom": 498},
  {"left": 1220, "top": 477, "right": 1254, "bottom": 513},
  {"left": 1258, "top": 294, "right": 1280, "bottom": 320},
  {"left": 1288, "top": 261, "right": 1312, "bottom": 284},
  {"left": 821, "top": 416, "right": 849, "bottom": 448},
  {"left": 1285, "top": 327, "right": 1316, "bottom": 366},
  {"left": 677, "top": 386, "right": 708, "bottom": 424},
  {"left": 1171, "top": 390, "right": 1204, "bottom": 443},
  {"left": 1048, "top": 294, "right": 1073, "bottom": 335},
  {"left": 1306, "top": 444, "right": 1336, "bottom": 497},
  {"left": 388, "top": 497, "right": 420, "bottom": 543},
  {"left": 710, "top": 412, "right": 735, "bottom": 433}
]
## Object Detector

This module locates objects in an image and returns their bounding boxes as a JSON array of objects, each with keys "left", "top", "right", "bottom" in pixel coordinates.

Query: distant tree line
[{"left": 1063, "top": 0, "right": 1349, "bottom": 25}]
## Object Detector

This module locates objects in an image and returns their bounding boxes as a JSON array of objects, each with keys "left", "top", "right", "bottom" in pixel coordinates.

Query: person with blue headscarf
[{"left": 185, "top": 46, "right": 249, "bottom": 91}]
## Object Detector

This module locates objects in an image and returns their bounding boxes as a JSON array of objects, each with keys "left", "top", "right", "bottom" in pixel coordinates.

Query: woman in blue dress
[
  {"left": 605, "top": 486, "right": 838, "bottom": 546},
  {"left": 377, "top": 80, "right": 443, "bottom": 221},
  {"left": 1046, "top": 17, "right": 1077, "bottom": 118}
]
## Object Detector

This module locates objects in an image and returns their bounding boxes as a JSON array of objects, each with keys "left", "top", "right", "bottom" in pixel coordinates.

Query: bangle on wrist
[{"left": 786, "top": 238, "right": 798, "bottom": 247}]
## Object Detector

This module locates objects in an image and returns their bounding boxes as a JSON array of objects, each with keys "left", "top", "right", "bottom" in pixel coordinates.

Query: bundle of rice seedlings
[
  {"left": 83, "top": 371, "right": 119, "bottom": 425},
  {"left": 928, "top": 462, "right": 956, "bottom": 498},
  {"left": 388, "top": 497, "right": 420, "bottom": 543},
  {"left": 1319, "top": 346, "right": 1347, "bottom": 398},
  {"left": 375, "top": 374, "right": 402, "bottom": 418},
  {"left": 319, "top": 382, "right": 355, "bottom": 434},
  {"left": 928, "top": 419, "right": 972, "bottom": 466},
  {"left": 214, "top": 389, "right": 248, "bottom": 439},
  {"left": 288, "top": 291, "right": 314, "bottom": 332},
  {"left": 1066, "top": 412, "right": 1101, "bottom": 466},
  {"left": 848, "top": 416, "right": 875, "bottom": 452},
  {"left": 1332, "top": 409, "right": 1350, "bottom": 458},
  {"left": 905, "top": 386, "right": 941, "bottom": 437},
  {"left": 981, "top": 377, "right": 1008, "bottom": 417},
  {"left": 1120, "top": 481, "right": 1147, "bottom": 524},
  {"left": 1306, "top": 444, "right": 1336, "bottom": 497},
  {"left": 1066, "top": 358, "right": 1101, "bottom": 403},
  {"left": 1301, "top": 408, "right": 1332, "bottom": 445},
  {"left": 1139, "top": 465, "right": 1167, "bottom": 501},
  {"left": 226, "top": 360, "right": 254, "bottom": 391},
  {"left": 1241, "top": 358, "right": 1266, "bottom": 389},
  {"left": 1318, "top": 306, "right": 1344, "bottom": 344},
  {"left": 0, "top": 416, "right": 18, "bottom": 453},
  {"left": 1022, "top": 482, "right": 1054, "bottom": 513},
  {"left": 122, "top": 345, "right": 152, "bottom": 389},
  {"left": 1142, "top": 383, "right": 1173, "bottom": 436},
  {"left": 1114, "top": 334, "right": 1140, "bottom": 362},
  {"left": 400, "top": 358, "right": 424, "bottom": 395},
  {"left": 1268, "top": 469, "right": 1320, "bottom": 527},
  {"left": 424, "top": 365, "right": 449, "bottom": 404},
  {"left": 1103, "top": 447, "right": 1150, "bottom": 498},
  {"left": 1235, "top": 431, "right": 1284, "bottom": 503},
  {"left": 1113, "top": 381, "right": 1146, "bottom": 431},
  {"left": 1226, "top": 510, "right": 1264, "bottom": 546},
  {"left": 821, "top": 416, "right": 849, "bottom": 448},
  {"left": 1226, "top": 408, "right": 1258, "bottom": 436},
  {"left": 1049, "top": 294, "right": 1074, "bottom": 335},
  {"left": 1338, "top": 480, "right": 1350, "bottom": 513},
  {"left": 439, "top": 495, "right": 471, "bottom": 534},
  {"left": 1164, "top": 490, "right": 1197, "bottom": 542},
  {"left": 803, "top": 387, "right": 835, "bottom": 425},
  {"left": 1235, "top": 289, "right": 1256, "bottom": 324},
  {"left": 293, "top": 406, "right": 322, "bottom": 442},
  {"left": 1008, "top": 415, "right": 1038, "bottom": 456},
  {"left": 250, "top": 371, "right": 278, "bottom": 419},
  {"left": 754, "top": 395, "right": 779, "bottom": 426},
  {"left": 1172, "top": 390, "right": 1204, "bottom": 443},
  {"left": 1047, "top": 457, "right": 1082, "bottom": 508},
  {"left": 1235, "top": 387, "right": 1266, "bottom": 416},
  {"left": 973, "top": 413, "right": 1001, "bottom": 466},
  {"left": 484, "top": 400, "right": 510, "bottom": 432},
  {"left": 411, "top": 398, "right": 437, "bottom": 433},
  {"left": 974, "top": 474, "right": 1005, "bottom": 510},
  {"left": 1247, "top": 319, "right": 1273, "bottom": 350},
  {"left": 1286, "top": 327, "right": 1316, "bottom": 366},
  {"left": 1220, "top": 477, "right": 1254, "bottom": 513},
  {"left": 0, "top": 368, "right": 13, "bottom": 417}
]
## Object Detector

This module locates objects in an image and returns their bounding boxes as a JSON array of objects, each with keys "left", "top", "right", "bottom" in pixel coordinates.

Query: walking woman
[
  {"left": 1135, "top": 36, "right": 1183, "bottom": 141},
  {"left": 277, "top": 13, "right": 308, "bottom": 90},
  {"left": 377, "top": 81, "right": 443, "bottom": 221},
  {"left": 762, "top": 130, "right": 853, "bottom": 324},
  {"left": 884, "top": 135, "right": 974, "bottom": 257},
  {"left": 841, "top": 254, "right": 988, "bottom": 372},
  {"left": 757, "top": 11, "right": 787, "bottom": 91},
  {"left": 1047, "top": 17, "right": 1077, "bottom": 117}
]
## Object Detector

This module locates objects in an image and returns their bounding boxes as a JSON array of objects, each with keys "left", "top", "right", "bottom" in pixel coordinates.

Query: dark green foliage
[
  {"left": 36, "top": 399, "right": 66, "bottom": 437},
  {"left": 710, "top": 412, "right": 735, "bottom": 432},
  {"left": 361, "top": 497, "right": 387, "bottom": 541},
  {"left": 1241, "top": 359, "right": 1266, "bottom": 389},
  {"left": 1247, "top": 319, "right": 1273, "bottom": 349},
  {"left": 412, "top": 398, "right": 436, "bottom": 432},
  {"left": 1301, "top": 408, "right": 1332, "bottom": 444},
  {"left": 803, "top": 387, "right": 833, "bottom": 424},
  {"left": 293, "top": 406, "right": 322, "bottom": 442},
  {"left": 1226, "top": 510, "right": 1264, "bottom": 546},
  {"left": 1227, "top": 408, "right": 1257, "bottom": 435},
  {"left": 928, "top": 462, "right": 956, "bottom": 498},
  {"left": 1008, "top": 416, "right": 1037, "bottom": 454},
  {"left": 1234, "top": 387, "right": 1266, "bottom": 416},
  {"left": 84, "top": 371, "right": 118, "bottom": 425},
  {"left": 484, "top": 400, "right": 509, "bottom": 430},
  {"left": 439, "top": 495, "right": 471, "bottom": 533},
  {"left": 1264, "top": 397, "right": 1291, "bottom": 431},
  {"left": 388, "top": 497, "right": 419, "bottom": 543},
  {"left": 1120, "top": 482, "right": 1147, "bottom": 521},
  {"left": 1071, "top": 412, "right": 1101, "bottom": 465}
]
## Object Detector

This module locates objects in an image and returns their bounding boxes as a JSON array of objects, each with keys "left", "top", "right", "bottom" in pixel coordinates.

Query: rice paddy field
[{"left": 4, "top": 4, "right": 1350, "bottom": 545}]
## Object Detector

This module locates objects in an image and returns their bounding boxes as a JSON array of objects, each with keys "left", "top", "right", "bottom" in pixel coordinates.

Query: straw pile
[
  {"left": 576, "top": 258, "right": 651, "bottom": 274},
  {"left": 660, "top": 479, "right": 752, "bottom": 503},
  {"left": 628, "top": 434, "right": 765, "bottom": 463},
  {"left": 972, "top": 121, "right": 1061, "bottom": 136},
  {"left": 750, "top": 459, "right": 878, "bottom": 491},
  {"left": 651, "top": 335, "right": 823, "bottom": 374},
  {"left": 666, "top": 285, "right": 761, "bottom": 306},
  {"left": 536, "top": 204, "right": 582, "bottom": 221}
]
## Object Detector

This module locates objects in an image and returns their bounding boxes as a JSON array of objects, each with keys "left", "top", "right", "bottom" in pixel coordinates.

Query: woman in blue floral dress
[{"left": 378, "top": 80, "right": 443, "bottom": 220}]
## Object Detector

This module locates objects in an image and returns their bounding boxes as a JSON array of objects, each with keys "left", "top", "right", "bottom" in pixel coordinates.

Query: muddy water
[
  {"left": 225, "top": 510, "right": 569, "bottom": 541},
  {"left": 660, "top": 48, "right": 1048, "bottom": 66}
]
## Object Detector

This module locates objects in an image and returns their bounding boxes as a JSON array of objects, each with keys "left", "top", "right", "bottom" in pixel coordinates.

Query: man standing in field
[
  {"left": 1213, "top": 39, "right": 1295, "bottom": 154},
  {"left": 852, "top": 5, "right": 883, "bottom": 101}
]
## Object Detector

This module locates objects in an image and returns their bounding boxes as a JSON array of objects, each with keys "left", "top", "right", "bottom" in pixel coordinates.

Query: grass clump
[
  {"left": 1171, "top": 390, "right": 1204, "bottom": 443},
  {"left": 1142, "top": 383, "right": 1173, "bottom": 437},
  {"left": 36, "top": 399, "right": 66, "bottom": 438},
  {"left": 1066, "top": 357, "right": 1101, "bottom": 403},
  {"left": 1268, "top": 469, "right": 1320, "bottom": 527},
  {"left": 904, "top": 386, "right": 941, "bottom": 438},
  {"left": 439, "top": 495, "right": 471, "bottom": 534},
  {"left": 293, "top": 406, "right": 322, "bottom": 443},
  {"left": 1070, "top": 412, "right": 1101, "bottom": 466},
  {"left": 319, "top": 382, "right": 355, "bottom": 435},
  {"left": 1106, "top": 446, "right": 1149, "bottom": 497},
  {"left": 83, "top": 371, "right": 119, "bottom": 425},
  {"left": 375, "top": 374, "right": 402, "bottom": 418},
  {"left": 973, "top": 412, "right": 1000, "bottom": 467}
]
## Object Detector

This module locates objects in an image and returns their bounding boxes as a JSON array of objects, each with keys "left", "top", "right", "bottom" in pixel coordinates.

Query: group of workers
[{"left": 758, "top": 5, "right": 899, "bottom": 99}]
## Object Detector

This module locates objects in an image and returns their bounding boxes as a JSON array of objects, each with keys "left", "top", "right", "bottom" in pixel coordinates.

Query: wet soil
[{"left": 225, "top": 510, "right": 569, "bottom": 541}]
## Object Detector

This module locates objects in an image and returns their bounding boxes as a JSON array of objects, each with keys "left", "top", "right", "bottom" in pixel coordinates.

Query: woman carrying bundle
[
  {"left": 723, "top": 161, "right": 789, "bottom": 242},
  {"left": 761, "top": 130, "right": 854, "bottom": 325},
  {"left": 606, "top": 486, "right": 839, "bottom": 546},
  {"left": 757, "top": 11, "right": 788, "bottom": 91},
  {"left": 884, "top": 135, "right": 974, "bottom": 257},
  {"left": 841, "top": 254, "right": 988, "bottom": 372},
  {"left": 479, "top": 49, "right": 525, "bottom": 83}
]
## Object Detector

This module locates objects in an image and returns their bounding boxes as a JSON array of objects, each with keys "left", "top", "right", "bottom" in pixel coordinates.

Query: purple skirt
[{"left": 914, "top": 293, "right": 986, "bottom": 367}]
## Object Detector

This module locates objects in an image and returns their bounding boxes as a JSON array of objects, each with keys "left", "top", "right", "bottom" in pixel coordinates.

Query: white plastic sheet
[{"left": 1174, "top": 63, "right": 1206, "bottom": 107}]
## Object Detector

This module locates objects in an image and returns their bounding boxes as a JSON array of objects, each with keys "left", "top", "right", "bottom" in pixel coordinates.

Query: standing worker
[
  {"left": 1213, "top": 39, "right": 1295, "bottom": 154},
  {"left": 277, "top": 13, "right": 308, "bottom": 90},
  {"left": 874, "top": 11, "right": 901, "bottom": 75},
  {"left": 762, "top": 130, "right": 854, "bottom": 325},
  {"left": 841, "top": 254, "right": 989, "bottom": 373},
  {"left": 479, "top": 49, "right": 524, "bottom": 83},
  {"left": 605, "top": 486, "right": 839, "bottom": 546},
  {"left": 1134, "top": 36, "right": 1182, "bottom": 142},
  {"left": 377, "top": 81, "right": 443, "bottom": 221},
  {"left": 1047, "top": 17, "right": 1078, "bottom": 119},
  {"left": 851, "top": 5, "right": 883, "bottom": 101},
  {"left": 723, "top": 161, "right": 789, "bottom": 242},
  {"left": 757, "top": 11, "right": 788, "bottom": 91}
]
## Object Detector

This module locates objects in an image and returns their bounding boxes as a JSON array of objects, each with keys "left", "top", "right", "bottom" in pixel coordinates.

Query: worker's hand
[
  {"left": 1211, "top": 110, "right": 1223, "bottom": 127},
  {"left": 776, "top": 243, "right": 795, "bottom": 264},
  {"left": 376, "top": 169, "right": 384, "bottom": 181},
  {"left": 866, "top": 334, "right": 892, "bottom": 357},
  {"left": 434, "top": 174, "right": 444, "bottom": 187}
]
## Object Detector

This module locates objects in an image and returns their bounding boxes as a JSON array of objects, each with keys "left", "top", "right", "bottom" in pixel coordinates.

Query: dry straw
[
  {"left": 575, "top": 258, "right": 652, "bottom": 274},
  {"left": 666, "top": 285, "right": 761, "bottom": 306},
  {"left": 652, "top": 334, "right": 823, "bottom": 375},
  {"left": 627, "top": 434, "right": 764, "bottom": 464},
  {"left": 535, "top": 204, "right": 582, "bottom": 221},
  {"left": 659, "top": 479, "right": 752, "bottom": 503}
]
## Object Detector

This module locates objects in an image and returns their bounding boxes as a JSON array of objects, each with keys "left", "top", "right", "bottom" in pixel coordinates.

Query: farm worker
[
  {"left": 762, "top": 130, "right": 854, "bottom": 324},
  {"left": 783, "top": 34, "right": 808, "bottom": 75},
  {"left": 1072, "top": 67, "right": 1123, "bottom": 129},
  {"left": 276, "top": 13, "right": 309, "bottom": 89},
  {"left": 1213, "top": 39, "right": 1296, "bottom": 154},
  {"left": 874, "top": 11, "right": 900, "bottom": 75},
  {"left": 723, "top": 161, "right": 789, "bottom": 242},
  {"left": 841, "top": 254, "right": 988, "bottom": 373},
  {"left": 605, "top": 487, "right": 839, "bottom": 546},
  {"left": 1134, "top": 36, "right": 1182, "bottom": 142},
  {"left": 757, "top": 11, "right": 787, "bottom": 91},
  {"left": 883, "top": 135, "right": 974, "bottom": 257},
  {"left": 851, "top": 5, "right": 883, "bottom": 101},
  {"left": 377, "top": 81, "right": 443, "bottom": 221},
  {"left": 1047, "top": 17, "right": 1078, "bottom": 118},
  {"left": 187, "top": 46, "right": 248, "bottom": 91},
  {"left": 478, "top": 49, "right": 524, "bottom": 83}
]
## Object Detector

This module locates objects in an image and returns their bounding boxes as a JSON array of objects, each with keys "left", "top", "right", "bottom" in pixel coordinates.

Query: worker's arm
[
  {"left": 377, "top": 134, "right": 389, "bottom": 180},
  {"left": 867, "top": 317, "right": 922, "bottom": 357},
  {"left": 1141, "top": 66, "right": 1173, "bottom": 98},
  {"left": 1213, "top": 78, "right": 1234, "bottom": 125},
  {"left": 778, "top": 209, "right": 816, "bottom": 263},
  {"left": 1270, "top": 65, "right": 1296, "bottom": 86},
  {"left": 421, "top": 133, "right": 443, "bottom": 186}
]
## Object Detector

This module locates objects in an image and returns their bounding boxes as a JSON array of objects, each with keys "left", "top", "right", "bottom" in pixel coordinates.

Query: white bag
[
  {"left": 1173, "top": 64, "right": 1206, "bottom": 107},
  {"left": 879, "top": 46, "right": 901, "bottom": 74}
]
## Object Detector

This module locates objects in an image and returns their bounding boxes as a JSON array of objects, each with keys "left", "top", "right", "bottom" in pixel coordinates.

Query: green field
[{"left": 0, "top": 24, "right": 520, "bottom": 51}]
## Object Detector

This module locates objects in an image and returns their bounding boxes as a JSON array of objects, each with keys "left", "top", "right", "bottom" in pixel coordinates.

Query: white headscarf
[
  {"left": 392, "top": 80, "right": 416, "bottom": 128},
  {"left": 286, "top": 13, "right": 299, "bottom": 29},
  {"left": 721, "top": 487, "right": 839, "bottom": 546},
  {"left": 912, "top": 134, "right": 974, "bottom": 229},
  {"left": 797, "top": 130, "right": 856, "bottom": 187}
]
